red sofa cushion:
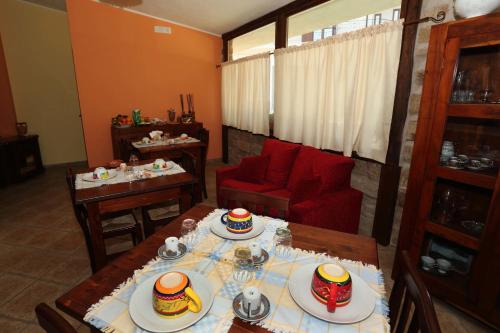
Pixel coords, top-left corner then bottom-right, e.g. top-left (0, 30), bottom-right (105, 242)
top-left (220, 179), bottom-right (281, 193)
top-left (261, 139), bottom-right (300, 187)
top-left (289, 176), bottom-right (322, 205)
top-left (236, 155), bottom-right (269, 184)
top-left (287, 145), bottom-right (354, 193)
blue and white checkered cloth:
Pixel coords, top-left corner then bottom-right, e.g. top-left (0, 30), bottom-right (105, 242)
top-left (84, 209), bottom-right (389, 333)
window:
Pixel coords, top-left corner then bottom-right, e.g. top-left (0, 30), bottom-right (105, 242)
top-left (229, 23), bottom-right (275, 61)
top-left (287, 0), bottom-right (401, 47)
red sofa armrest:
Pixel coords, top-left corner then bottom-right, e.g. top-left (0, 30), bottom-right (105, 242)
top-left (216, 164), bottom-right (240, 206)
top-left (288, 188), bottom-right (363, 234)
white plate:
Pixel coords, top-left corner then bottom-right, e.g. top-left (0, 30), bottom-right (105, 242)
top-left (288, 264), bottom-right (376, 324)
top-left (210, 215), bottom-right (265, 240)
top-left (144, 163), bottom-right (174, 172)
top-left (82, 169), bottom-right (117, 182)
top-left (129, 270), bottom-right (214, 333)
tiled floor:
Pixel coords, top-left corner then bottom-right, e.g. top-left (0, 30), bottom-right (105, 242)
top-left (0, 160), bottom-right (494, 332)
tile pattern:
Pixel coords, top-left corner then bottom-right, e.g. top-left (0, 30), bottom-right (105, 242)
top-left (0, 160), bottom-right (493, 332)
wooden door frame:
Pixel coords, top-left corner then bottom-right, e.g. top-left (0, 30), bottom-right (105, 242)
top-left (220, 0), bottom-right (423, 245)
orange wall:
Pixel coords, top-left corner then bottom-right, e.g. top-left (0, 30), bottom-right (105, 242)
top-left (0, 35), bottom-right (17, 137)
top-left (66, 0), bottom-right (222, 166)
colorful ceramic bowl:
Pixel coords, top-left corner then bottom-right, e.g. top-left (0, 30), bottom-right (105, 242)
top-left (152, 271), bottom-right (202, 318)
top-left (221, 208), bottom-right (253, 234)
top-left (93, 167), bottom-right (109, 180)
top-left (311, 263), bottom-right (352, 312)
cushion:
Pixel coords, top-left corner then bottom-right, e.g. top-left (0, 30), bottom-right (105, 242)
top-left (314, 154), bottom-right (354, 193)
top-left (289, 176), bottom-right (322, 205)
top-left (261, 139), bottom-right (300, 187)
top-left (264, 188), bottom-right (291, 199)
top-left (235, 155), bottom-right (270, 184)
top-left (220, 179), bottom-right (281, 193)
top-left (286, 146), bottom-right (320, 192)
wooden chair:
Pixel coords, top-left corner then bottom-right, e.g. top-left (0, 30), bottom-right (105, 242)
top-left (389, 251), bottom-right (441, 333)
top-left (35, 303), bottom-right (77, 333)
top-left (66, 168), bottom-right (143, 273)
top-left (219, 186), bottom-right (289, 219)
top-left (196, 127), bottom-right (209, 198)
top-left (141, 151), bottom-right (197, 237)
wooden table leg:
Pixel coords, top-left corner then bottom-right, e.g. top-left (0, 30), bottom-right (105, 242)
top-left (86, 203), bottom-right (107, 271)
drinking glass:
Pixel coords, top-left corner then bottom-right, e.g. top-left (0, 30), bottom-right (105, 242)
top-left (181, 219), bottom-right (197, 250)
top-left (233, 247), bottom-right (254, 283)
top-left (129, 153), bottom-right (139, 166)
top-left (125, 166), bottom-right (135, 183)
top-left (274, 227), bottom-right (292, 256)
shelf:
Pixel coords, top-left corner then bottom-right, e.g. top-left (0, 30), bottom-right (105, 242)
top-left (425, 221), bottom-right (480, 250)
top-left (436, 166), bottom-right (497, 190)
top-left (448, 104), bottom-right (500, 120)
top-left (419, 268), bottom-right (468, 298)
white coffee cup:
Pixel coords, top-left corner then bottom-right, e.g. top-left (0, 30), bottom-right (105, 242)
top-left (165, 237), bottom-right (179, 254)
top-left (242, 286), bottom-right (261, 315)
top-left (249, 241), bottom-right (262, 258)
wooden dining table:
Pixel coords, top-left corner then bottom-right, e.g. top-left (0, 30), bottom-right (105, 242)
top-left (134, 141), bottom-right (206, 202)
top-left (74, 161), bottom-right (197, 271)
top-left (56, 204), bottom-right (378, 333)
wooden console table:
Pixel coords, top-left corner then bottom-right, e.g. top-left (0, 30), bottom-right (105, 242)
top-left (111, 122), bottom-right (203, 161)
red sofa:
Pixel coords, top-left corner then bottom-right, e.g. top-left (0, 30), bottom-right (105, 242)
top-left (216, 139), bottom-right (363, 234)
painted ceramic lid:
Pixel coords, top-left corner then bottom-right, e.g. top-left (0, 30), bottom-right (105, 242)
top-left (317, 264), bottom-right (350, 283)
top-left (228, 208), bottom-right (251, 221)
top-left (155, 272), bottom-right (189, 295)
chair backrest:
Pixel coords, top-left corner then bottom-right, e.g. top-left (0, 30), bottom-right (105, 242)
top-left (219, 187), bottom-right (289, 219)
top-left (389, 251), bottom-right (441, 333)
top-left (197, 127), bottom-right (209, 146)
top-left (35, 303), bottom-right (77, 333)
top-left (65, 168), bottom-right (97, 272)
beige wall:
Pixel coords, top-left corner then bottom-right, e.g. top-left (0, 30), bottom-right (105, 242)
top-left (0, 0), bottom-right (86, 165)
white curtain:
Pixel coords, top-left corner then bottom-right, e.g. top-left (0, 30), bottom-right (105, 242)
top-left (274, 21), bottom-right (403, 163)
top-left (221, 53), bottom-right (270, 136)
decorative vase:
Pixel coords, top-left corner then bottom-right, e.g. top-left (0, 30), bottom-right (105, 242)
top-left (16, 122), bottom-right (27, 136)
top-left (454, 0), bottom-right (500, 18)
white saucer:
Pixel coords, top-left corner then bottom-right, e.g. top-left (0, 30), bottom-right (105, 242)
top-left (210, 216), bottom-right (265, 240)
top-left (129, 270), bottom-right (214, 333)
top-left (288, 263), bottom-right (376, 324)
top-left (144, 163), bottom-right (174, 172)
top-left (82, 169), bottom-right (117, 182)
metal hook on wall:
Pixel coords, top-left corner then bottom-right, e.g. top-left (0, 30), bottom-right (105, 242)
top-left (404, 11), bottom-right (446, 26)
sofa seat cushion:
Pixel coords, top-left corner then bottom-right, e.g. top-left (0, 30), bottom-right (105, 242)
top-left (220, 179), bottom-right (281, 193)
top-left (261, 139), bottom-right (300, 187)
top-left (289, 176), bottom-right (322, 205)
top-left (236, 155), bottom-right (270, 184)
top-left (264, 188), bottom-right (291, 199)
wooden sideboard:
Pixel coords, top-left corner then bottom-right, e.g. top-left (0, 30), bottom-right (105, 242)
top-left (111, 122), bottom-right (203, 161)
top-left (0, 135), bottom-right (44, 187)
top-left (396, 14), bottom-right (500, 329)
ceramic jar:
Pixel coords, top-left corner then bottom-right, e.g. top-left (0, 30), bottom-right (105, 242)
top-left (221, 208), bottom-right (253, 234)
top-left (454, 0), bottom-right (500, 18)
top-left (311, 263), bottom-right (352, 312)
top-left (152, 272), bottom-right (202, 318)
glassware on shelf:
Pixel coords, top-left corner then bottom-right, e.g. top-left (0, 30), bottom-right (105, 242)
top-left (479, 89), bottom-right (493, 103)
top-left (435, 189), bottom-right (457, 225)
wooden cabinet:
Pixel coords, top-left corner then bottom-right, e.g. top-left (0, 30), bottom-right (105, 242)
top-left (396, 13), bottom-right (500, 329)
top-left (111, 122), bottom-right (203, 162)
top-left (0, 135), bottom-right (44, 187)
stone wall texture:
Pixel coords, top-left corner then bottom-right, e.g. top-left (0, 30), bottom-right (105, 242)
top-left (227, 0), bottom-right (458, 243)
